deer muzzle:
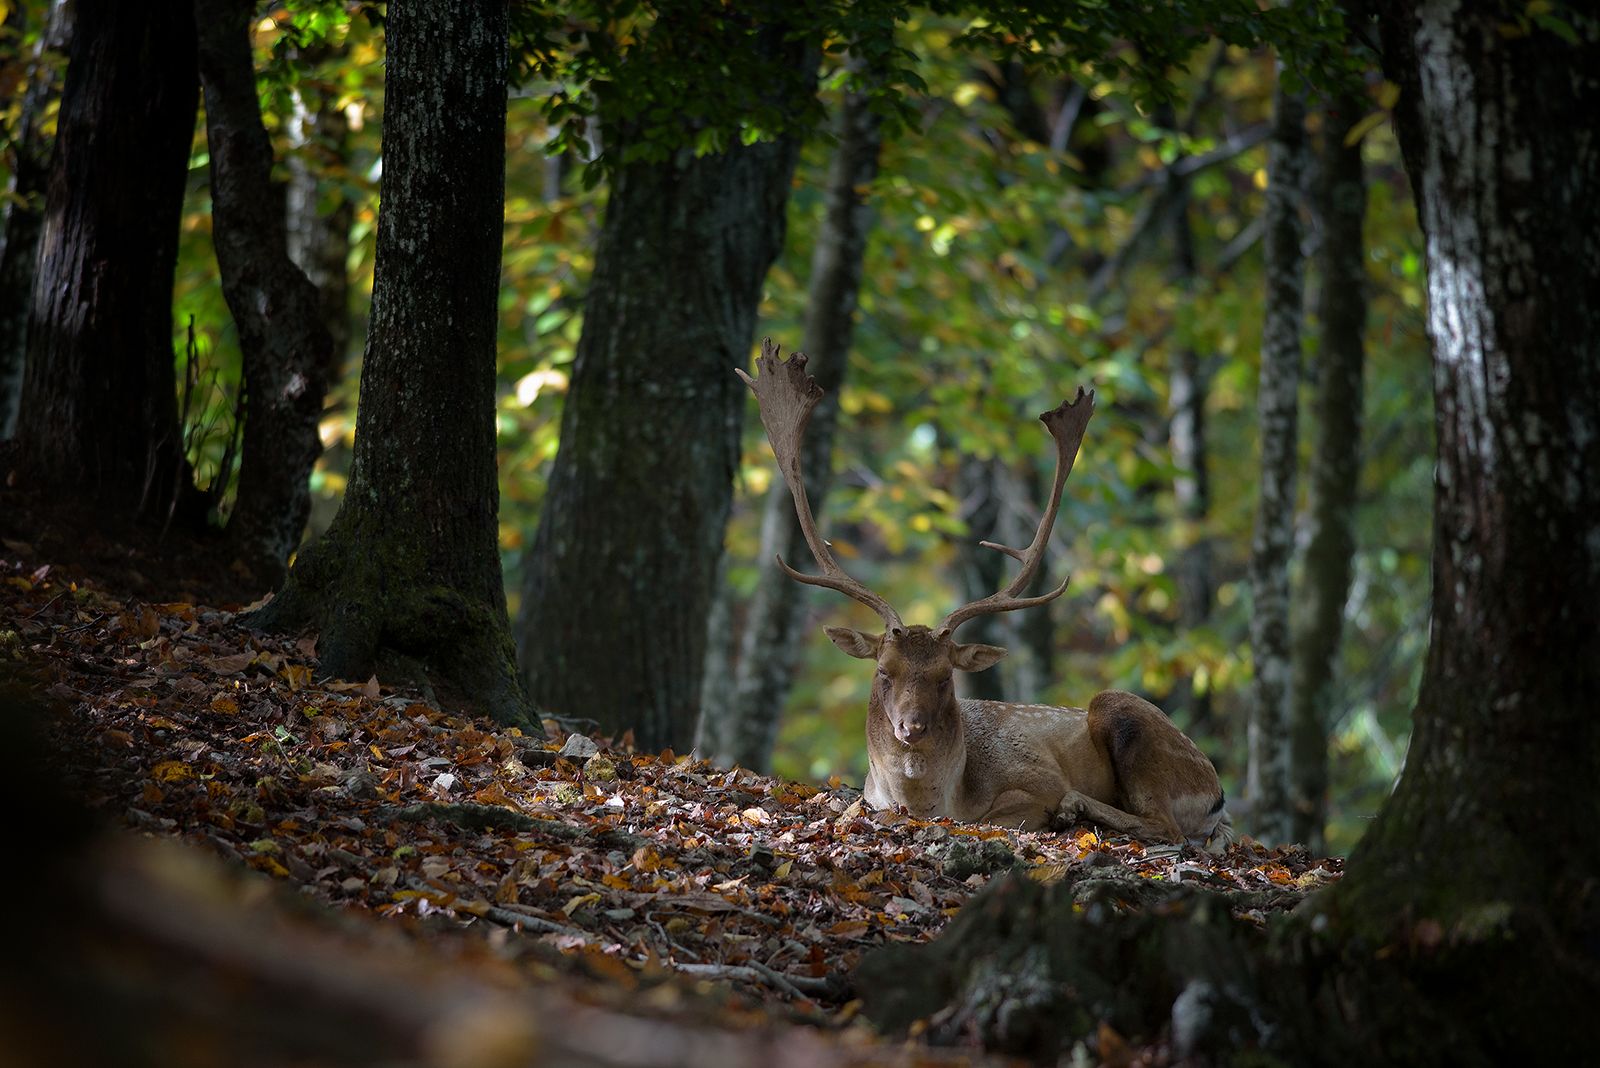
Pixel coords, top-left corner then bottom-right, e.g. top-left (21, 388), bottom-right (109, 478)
top-left (895, 720), bottom-right (928, 746)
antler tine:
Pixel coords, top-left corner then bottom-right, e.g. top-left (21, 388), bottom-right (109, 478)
top-left (737, 338), bottom-right (904, 632)
top-left (937, 387), bottom-right (1096, 637)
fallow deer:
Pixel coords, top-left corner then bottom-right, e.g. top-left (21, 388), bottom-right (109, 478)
top-left (737, 339), bottom-right (1230, 844)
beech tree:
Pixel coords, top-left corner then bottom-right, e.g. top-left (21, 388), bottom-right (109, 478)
top-left (194, 0), bottom-right (333, 584)
top-left (518, 7), bottom-right (818, 751)
top-left (13, 0), bottom-right (198, 516)
top-left (1245, 68), bottom-right (1307, 845)
top-left (1290, 89), bottom-right (1367, 851)
top-left (251, 0), bottom-right (530, 728)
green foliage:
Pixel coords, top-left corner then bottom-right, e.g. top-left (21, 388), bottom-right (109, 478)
top-left (510, 0), bottom-right (1350, 184)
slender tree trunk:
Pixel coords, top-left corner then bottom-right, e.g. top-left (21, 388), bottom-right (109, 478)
top-left (250, 0), bottom-right (529, 729)
top-left (194, 0), bottom-right (333, 586)
top-left (284, 64), bottom-right (354, 382)
top-left (14, 0), bottom-right (197, 516)
top-left (519, 27), bottom-right (816, 754)
top-left (1245, 73), bottom-right (1307, 844)
top-left (1288, 96), bottom-right (1366, 851)
top-left (1000, 462), bottom-right (1056, 702)
top-left (1165, 175), bottom-right (1215, 729)
top-left (0, 0), bottom-right (74, 440)
top-left (696, 69), bottom-right (884, 768)
top-left (952, 451), bottom-right (1010, 703)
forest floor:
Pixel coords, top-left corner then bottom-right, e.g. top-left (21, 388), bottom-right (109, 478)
top-left (0, 534), bottom-right (1341, 1067)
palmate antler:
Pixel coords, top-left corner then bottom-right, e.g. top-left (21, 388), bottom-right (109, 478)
top-left (738, 337), bottom-right (1095, 638)
top-left (936, 387), bottom-right (1095, 637)
top-left (736, 339), bottom-right (905, 632)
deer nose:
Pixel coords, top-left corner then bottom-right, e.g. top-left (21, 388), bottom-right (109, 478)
top-left (898, 721), bottom-right (927, 745)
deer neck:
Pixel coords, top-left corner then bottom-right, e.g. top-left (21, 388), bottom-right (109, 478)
top-left (864, 688), bottom-right (968, 818)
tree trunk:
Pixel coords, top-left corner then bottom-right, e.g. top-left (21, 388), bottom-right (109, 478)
top-left (0, 0), bottom-right (74, 441)
top-left (518, 27), bottom-right (816, 754)
top-left (284, 49), bottom-right (354, 377)
top-left (1000, 462), bottom-right (1056, 703)
top-left (1245, 73), bottom-right (1306, 845)
top-left (952, 451), bottom-right (1010, 704)
top-left (249, 0), bottom-right (530, 730)
top-left (697, 69), bottom-right (884, 769)
top-left (194, 0), bottom-right (333, 586)
top-left (1288, 96), bottom-right (1366, 852)
top-left (1328, 0), bottom-right (1600, 1025)
top-left (1165, 173), bottom-right (1215, 729)
top-left (14, 0), bottom-right (197, 516)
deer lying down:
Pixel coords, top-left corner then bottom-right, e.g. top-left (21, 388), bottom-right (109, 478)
top-left (738, 340), bottom-right (1231, 845)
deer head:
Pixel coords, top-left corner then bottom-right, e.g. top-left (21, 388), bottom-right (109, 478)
top-left (737, 338), bottom-right (1095, 748)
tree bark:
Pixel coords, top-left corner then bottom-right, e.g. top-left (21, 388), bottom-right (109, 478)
top-left (194, 0), bottom-right (333, 586)
top-left (14, 0), bottom-right (197, 516)
top-left (518, 23), bottom-right (816, 754)
top-left (696, 69), bottom-right (883, 769)
top-left (0, 0), bottom-right (74, 441)
top-left (1329, 0), bottom-right (1600, 1006)
top-left (1165, 171), bottom-right (1215, 729)
top-left (1245, 73), bottom-right (1306, 845)
top-left (1289, 95), bottom-right (1367, 852)
top-left (249, 0), bottom-right (530, 730)
top-left (951, 451), bottom-right (1010, 704)
top-left (998, 462), bottom-right (1056, 703)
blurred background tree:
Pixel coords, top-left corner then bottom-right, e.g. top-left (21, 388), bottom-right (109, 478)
top-left (0, 0), bottom-right (1432, 853)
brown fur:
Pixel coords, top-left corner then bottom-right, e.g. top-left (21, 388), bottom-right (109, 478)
top-left (841, 626), bottom-right (1228, 843)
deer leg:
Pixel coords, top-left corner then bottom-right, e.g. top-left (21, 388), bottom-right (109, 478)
top-left (1081, 690), bottom-right (1224, 843)
top-left (981, 789), bottom-right (1053, 831)
top-left (1052, 789), bottom-right (1183, 842)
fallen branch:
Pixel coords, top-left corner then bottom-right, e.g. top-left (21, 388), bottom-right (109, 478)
top-left (672, 961), bottom-right (835, 1000)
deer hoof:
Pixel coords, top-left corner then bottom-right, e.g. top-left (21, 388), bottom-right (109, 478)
top-left (1051, 791), bottom-right (1091, 831)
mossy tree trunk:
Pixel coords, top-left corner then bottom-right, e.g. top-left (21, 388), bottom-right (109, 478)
top-left (518, 20), bottom-right (816, 753)
top-left (194, 0), bottom-right (333, 586)
top-left (14, 0), bottom-right (198, 517)
top-left (250, 0), bottom-right (530, 730)
top-left (857, 7), bottom-right (1598, 1064)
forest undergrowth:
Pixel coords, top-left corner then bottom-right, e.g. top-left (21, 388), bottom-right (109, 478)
top-left (0, 536), bottom-right (1340, 1066)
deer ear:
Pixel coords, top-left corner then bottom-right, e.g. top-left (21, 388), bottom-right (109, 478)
top-left (824, 626), bottom-right (882, 660)
top-left (951, 642), bottom-right (1008, 672)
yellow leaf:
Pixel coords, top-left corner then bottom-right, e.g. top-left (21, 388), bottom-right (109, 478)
top-left (210, 694), bottom-right (240, 715)
top-left (1343, 110), bottom-right (1389, 147)
top-left (1028, 863), bottom-right (1070, 884)
top-left (562, 892), bottom-right (601, 916)
top-left (152, 760), bottom-right (195, 783)
top-left (772, 860), bottom-right (793, 879)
